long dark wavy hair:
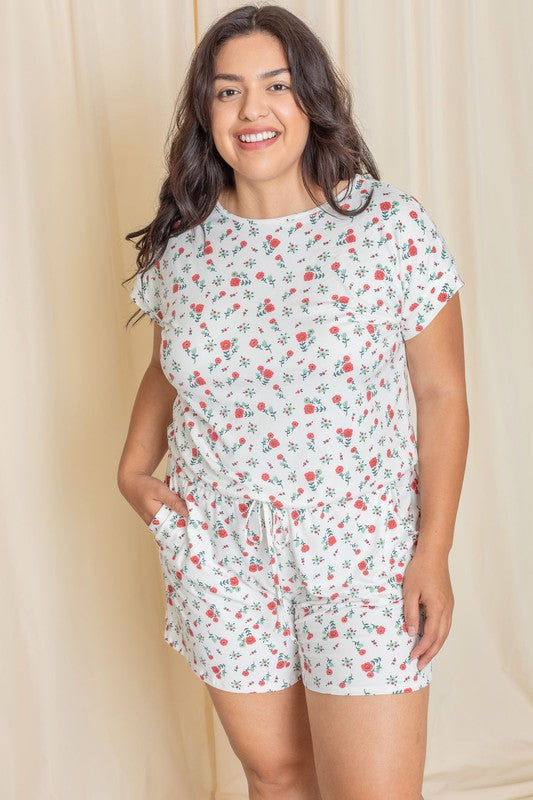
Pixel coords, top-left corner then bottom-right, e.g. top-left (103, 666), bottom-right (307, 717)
top-left (123, 3), bottom-right (380, 327)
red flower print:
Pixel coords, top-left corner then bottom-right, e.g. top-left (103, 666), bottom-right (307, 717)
top-left (128, 176), bottom-right (462, 698)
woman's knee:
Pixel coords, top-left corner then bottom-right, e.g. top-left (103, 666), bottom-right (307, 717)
top-left (244, 758), bottom-right (320, 799)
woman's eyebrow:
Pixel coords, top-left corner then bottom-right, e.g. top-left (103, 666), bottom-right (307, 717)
top-left (213, 67), bottom-right (291, 82)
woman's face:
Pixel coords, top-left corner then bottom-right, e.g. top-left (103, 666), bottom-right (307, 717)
top-left (210, 32), bottom-right (310, 186)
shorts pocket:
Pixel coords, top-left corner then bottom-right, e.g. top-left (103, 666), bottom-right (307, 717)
top-left (148, 503), bottom-right (174, 532)
top-left (147, 502), bottom-right (189, 560)
top-left (382, 494), bottom-right (419, 571)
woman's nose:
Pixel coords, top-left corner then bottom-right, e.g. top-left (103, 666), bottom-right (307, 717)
top-left (238, 88), bottom-right (270, 120)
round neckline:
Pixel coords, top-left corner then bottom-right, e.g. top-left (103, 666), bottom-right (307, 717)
top-left (215, 176), bottom-right (360, 224)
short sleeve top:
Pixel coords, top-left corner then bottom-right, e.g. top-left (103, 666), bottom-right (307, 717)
top-left (130, 174), bottom-right (465, 514)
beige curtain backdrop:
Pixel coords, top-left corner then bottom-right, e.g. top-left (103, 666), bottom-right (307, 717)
top-left (2, 0), bottom-right (531, 797)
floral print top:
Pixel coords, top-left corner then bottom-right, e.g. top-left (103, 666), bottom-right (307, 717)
top-left (129, 173), bottom-right (465, 520)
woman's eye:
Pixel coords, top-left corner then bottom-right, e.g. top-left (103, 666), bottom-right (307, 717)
top-left (217, 84), bottom-right (290, 99)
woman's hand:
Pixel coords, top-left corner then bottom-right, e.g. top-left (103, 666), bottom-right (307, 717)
top-left (119, 472), bottom-right (189, 526)
top-left (402, 549), bottom-right (455, 671)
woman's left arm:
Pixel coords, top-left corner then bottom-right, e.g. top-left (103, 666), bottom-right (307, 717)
top-left (402, 291), bottom-right (469, 671)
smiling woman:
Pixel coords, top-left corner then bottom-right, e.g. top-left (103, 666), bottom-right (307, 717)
top-left (210, 32), bottom-right (346, 219)
top-left (119, 4), bottom-right (468, 799)
top-left (215, 35), bottom-right (363, 221)
top-left (121, 4), bottom-right (379, 288)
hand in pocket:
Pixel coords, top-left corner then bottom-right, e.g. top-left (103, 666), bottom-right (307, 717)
top-left (120, 473), bottom-right (189, 526)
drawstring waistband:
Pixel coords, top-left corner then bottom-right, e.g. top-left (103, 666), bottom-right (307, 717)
top-left (243, 498), bottom-right (298, 646)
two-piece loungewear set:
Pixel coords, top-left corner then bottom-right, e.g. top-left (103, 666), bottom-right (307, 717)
top-left (129, 173), bottom-right (465, 695)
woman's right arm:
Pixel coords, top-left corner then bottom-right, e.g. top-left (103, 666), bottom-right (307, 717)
top-left (117, 322), bottom-right (189, 525)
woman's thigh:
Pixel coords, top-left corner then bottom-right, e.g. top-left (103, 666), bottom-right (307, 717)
top-left (205, 678), bottom-right (318, 782)
top-left (304, 684), bottom-right (430, 800)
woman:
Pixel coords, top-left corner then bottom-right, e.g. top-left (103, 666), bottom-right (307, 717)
top-left (118, 4), bottom-right (469, 798)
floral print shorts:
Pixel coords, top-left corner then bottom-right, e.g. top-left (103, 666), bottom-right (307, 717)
top-left (146, 459), bottom-right (432, 696)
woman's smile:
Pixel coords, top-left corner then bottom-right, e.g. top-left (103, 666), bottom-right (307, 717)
top-left (235, 130), bottom-right (282, 150)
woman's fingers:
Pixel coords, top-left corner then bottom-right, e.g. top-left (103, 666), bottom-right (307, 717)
top-left (146, 483), bottom-right (189, 525)
top-left (403, 552), bottom-right (454, 671)
top-left (164, 490), bottom-right (189, 519)
top-left (410, 606), bottom-right (452, 670)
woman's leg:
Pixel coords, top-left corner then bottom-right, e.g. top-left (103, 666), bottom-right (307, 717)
top-left (304, 684), bottom-right (430, 800)
top-left (205, 678), bottom-right (323, 799)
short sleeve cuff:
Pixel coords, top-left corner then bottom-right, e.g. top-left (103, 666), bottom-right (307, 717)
top-left (129, 267), bottom-right (164, 325)
top-left (402, 268), bottom-right (465, 340)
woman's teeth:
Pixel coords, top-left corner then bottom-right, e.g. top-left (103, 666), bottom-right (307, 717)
top-left (237, 131), bottom-right (279, 143)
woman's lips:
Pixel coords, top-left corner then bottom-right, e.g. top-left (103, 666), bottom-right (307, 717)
top-left (235, 132), bottom-right (281, 150)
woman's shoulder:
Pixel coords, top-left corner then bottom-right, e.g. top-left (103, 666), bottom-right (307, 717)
top-left (356, 173), bottom-right (421, 211)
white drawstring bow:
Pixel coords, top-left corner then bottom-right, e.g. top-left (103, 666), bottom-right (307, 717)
top-left (243, 498), bottom-right (297, 645)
